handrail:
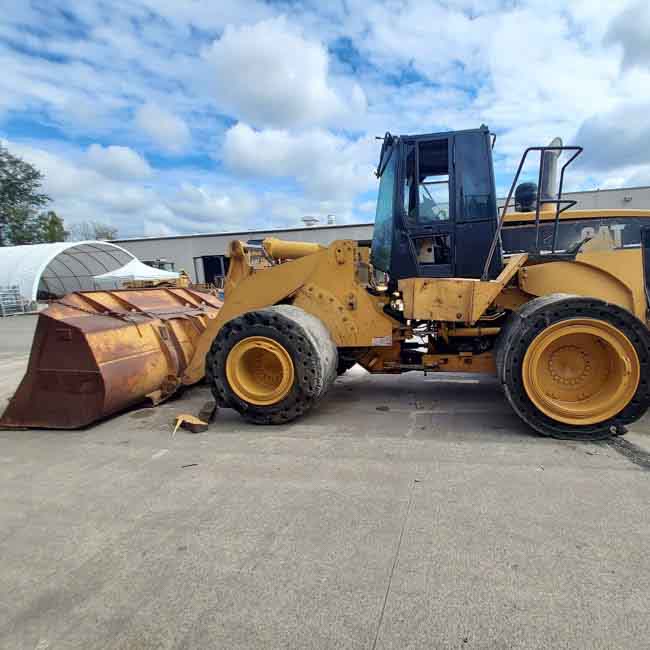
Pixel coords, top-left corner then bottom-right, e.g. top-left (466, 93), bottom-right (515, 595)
top-left (551, 147), bottom-right (583, 251)
top-left (481, 145), bottom-right (582, 280)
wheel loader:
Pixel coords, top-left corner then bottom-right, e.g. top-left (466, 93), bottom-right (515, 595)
top-left (3, 125), bottom-right (650, 441)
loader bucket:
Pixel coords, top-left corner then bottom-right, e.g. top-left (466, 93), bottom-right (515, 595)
top-left (0, 288), bottom-right (222, 429)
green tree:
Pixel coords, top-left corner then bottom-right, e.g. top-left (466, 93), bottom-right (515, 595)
top-left (4, 208), bottom-right (68, 246)
top-left (0, 144), bottom-right (50, 245)
top-left (5, 207), bottom-right (40, 245)
top-left (37, 210), bottom-right (68, 243)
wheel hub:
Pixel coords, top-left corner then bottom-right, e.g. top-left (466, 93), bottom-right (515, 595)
top-left (226, 336), bottom-right (294, 406)
top-left (547, 345), bottom-right (592, 386)
top-left (522, 318), bottom-right (640, 425)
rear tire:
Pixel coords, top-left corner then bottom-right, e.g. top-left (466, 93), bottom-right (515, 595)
top-left (496, 294), bottom-right (650, 440)
top-left (206, 305), bottom-right (337, 424)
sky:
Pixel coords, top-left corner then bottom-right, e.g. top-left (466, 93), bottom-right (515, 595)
top-left (1, 0), bottom-right (650, 239)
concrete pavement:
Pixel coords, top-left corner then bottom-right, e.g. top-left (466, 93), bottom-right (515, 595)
top-left (0, 315), bottom-right (649, 649)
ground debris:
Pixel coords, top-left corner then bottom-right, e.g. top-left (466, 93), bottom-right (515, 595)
top-left (173, 414), bottom-right (209, 435)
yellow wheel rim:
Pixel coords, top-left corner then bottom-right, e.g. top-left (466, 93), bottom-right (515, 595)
top-left (226, 336), bottom-right (294, 406)
top-left (522, 318), bottom-right (640, 426)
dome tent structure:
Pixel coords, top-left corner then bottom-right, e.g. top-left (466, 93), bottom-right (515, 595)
top-left (0, 240), bottom-right (178, 302)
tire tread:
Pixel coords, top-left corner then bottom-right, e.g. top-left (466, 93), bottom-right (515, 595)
top-left (496, 294), bottom-right (650, 440)
top-left (206, 305), bottom-right (337, 425)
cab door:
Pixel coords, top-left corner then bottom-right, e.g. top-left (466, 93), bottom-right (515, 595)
top-left (401, 136), bottom-right (455, 277)
top-left (453, 130), bottom-right (500, 278)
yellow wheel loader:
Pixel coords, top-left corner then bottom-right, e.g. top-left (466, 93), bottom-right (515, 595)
top-left (3, 126), bottom-right (650, 440)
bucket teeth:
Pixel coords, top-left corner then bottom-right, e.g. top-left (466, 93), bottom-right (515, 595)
top-left (0, 288), bottom-right (222, 429)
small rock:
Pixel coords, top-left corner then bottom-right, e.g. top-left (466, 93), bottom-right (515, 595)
top-left (376, 405), bottom-right (390, 412)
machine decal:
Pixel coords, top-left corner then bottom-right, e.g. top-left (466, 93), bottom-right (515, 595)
top-left (502, 217), bottom-right (650, 252)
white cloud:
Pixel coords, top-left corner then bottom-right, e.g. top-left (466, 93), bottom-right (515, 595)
top-left (4, 139), bottom-right (154, 228)
top-left (86, 144), bottom-right (152, 180)
top-left (3, 0), bottom-right (650, 240)
top-left (222, 123), bottom-right (377, 200)
top-left (167, 182), bottom-right (259, 226)
top-left (605, 1), bottom-right (650, 70)
top-left (136, 0), bottom-right (275, 33)
top-left (576, 103), bottom-right (650, 172)
top-left (2, 138), bottom-right (265, 237)
top-left (143, 219), bottom-right (177, 238)
top-left (333, 0), bottom-right (650, 185)
top-left (134, 103), bottom-right (191, 153)
top-left (357, 199), bottom-right (377, 216)
top-left (572, 101), bottom-right (650, 186)
top-left (204, 16), bottom-right (366, 128)
top-left (5, 142), bottom-right (104, 198)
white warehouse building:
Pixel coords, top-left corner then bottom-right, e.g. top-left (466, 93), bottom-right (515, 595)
top-left (116, 223), bottom-right (375, 285)
top-left (115, 185), bottom-right (650, 286)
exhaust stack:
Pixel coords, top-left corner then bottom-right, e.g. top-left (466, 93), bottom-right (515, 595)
top-left (540, 136), bottom-right (562, 210)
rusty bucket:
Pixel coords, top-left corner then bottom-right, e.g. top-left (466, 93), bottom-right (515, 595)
top-left (0, 288), bottom-right (222, 429)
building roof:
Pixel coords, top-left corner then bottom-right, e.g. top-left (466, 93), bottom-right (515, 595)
top-left (0, 240), bottom-right (142, 301)
top-left (113, 221), bottom-right (375, 244)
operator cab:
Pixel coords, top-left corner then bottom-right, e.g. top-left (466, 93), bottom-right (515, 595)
top-left (372, 125), bottom-right (501, 280)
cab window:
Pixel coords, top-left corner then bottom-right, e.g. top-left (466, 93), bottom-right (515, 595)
top-left (371, 148), bottom-right (397, 273)
top-left (419, 174), bottom-right (450, 223)
top-left (454, 132), bottom-right (493, 222)
top-left (417, 140), bottom-right (450, 224)
top-left (403, 139), bottom-right (451, 226)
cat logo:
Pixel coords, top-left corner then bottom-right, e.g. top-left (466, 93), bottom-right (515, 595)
top-left (581, 224), bottom-right (625, 247)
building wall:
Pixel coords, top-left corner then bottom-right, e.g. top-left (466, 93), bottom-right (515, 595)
top-left (498, 186), bottom-right (650, 210)
top-left (116, 186), bottom-right (650, 281)
top-left (115, 223), bottom-right (374, 282)
top-left (563, 187), bottom-right (650, 210)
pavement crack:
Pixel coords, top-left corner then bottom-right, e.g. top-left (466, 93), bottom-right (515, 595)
top-left (604, 437), bottom-right (650, 471)
top-left (371, 479), bottom-right (417, 650)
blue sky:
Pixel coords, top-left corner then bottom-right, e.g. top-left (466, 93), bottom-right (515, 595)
top-left (1, 0), bottom-right (650, 238)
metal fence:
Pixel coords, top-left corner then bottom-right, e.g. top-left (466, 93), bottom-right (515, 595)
top-left (0, 286), bottom-right (36, 317)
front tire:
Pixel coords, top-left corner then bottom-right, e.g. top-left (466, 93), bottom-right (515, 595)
top-left (496, 295), bottom-right (650, 440)
top-left (206, 305), bottom-right (337, 424)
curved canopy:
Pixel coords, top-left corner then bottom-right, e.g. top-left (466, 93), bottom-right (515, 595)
top-left (0, 241), bottom-right (174, 301)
